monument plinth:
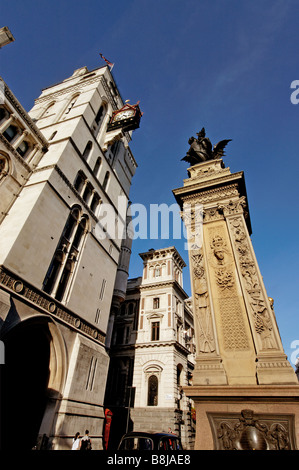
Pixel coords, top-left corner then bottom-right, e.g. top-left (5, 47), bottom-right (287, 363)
top-left (173, 129), bottom-right (299, 450)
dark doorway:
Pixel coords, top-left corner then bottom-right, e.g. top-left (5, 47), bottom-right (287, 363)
top-left (0, 319), bottom-right (51, 450)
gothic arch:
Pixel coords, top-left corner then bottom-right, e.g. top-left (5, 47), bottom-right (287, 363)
top-left (0, 313), bottom-right (67, 449)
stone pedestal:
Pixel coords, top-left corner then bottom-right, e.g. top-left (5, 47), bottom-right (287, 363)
top-left (186, 385), bottom-right (299, 450)
top-left (173, 158), bottom-right (299, 450)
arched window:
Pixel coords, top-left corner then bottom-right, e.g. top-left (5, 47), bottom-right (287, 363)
top-left (155, 266), bottom-right (161, 277)
top-left (93, 157), bottom-right (102, 177)
top-left (102, 171), bottom-right (110, 191)
top-left (82, 141), bottom-right (92, 162)
top-left (64, 208), bottom-right (80, 240)
top-left (40, 102), bottom-right (55, 118)
top-left (177, 364), bottom-right (183, 386)
top-left (92, 103), bottom-right (107, 135)
top-left (82, 183), bottom-right (93, 204)
top-left (74, 171), bottom-right (86, 194)
top-left (64, 94), bottom-right (79, 115)
top-left (95, 105), bottom-right (105, 126)
top-left (90, 193), bottom-right (100, 214)
top-left (43, 207), bottom-right (89, 302)
top-left (128, 303), bottom-right (135, 315)
top-left (49, 131), bottom-right (57, 141)
top-left (148, 375), bottom-right (158, 406)
top-left (120, 303), bottom-right (126, 316)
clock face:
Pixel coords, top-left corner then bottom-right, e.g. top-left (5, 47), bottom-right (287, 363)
top-left (113, 109), bottom-right (135, 121)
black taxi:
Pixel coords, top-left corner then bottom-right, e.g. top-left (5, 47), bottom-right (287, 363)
top-left (117, 431), bottom-right (183, 451)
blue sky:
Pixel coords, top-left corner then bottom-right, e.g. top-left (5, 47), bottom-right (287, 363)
top-left (1, 0), bottom-right (299, 368)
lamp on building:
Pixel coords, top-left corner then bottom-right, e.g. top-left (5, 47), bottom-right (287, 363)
top-left (0, 27), bottom-right (15, 48)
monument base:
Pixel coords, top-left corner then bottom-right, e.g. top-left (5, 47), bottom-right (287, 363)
top-left (184, 385), bottom-right (299, 450)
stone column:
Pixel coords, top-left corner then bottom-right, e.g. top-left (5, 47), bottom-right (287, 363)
top-left (173, 158), bottom-right (299, 449)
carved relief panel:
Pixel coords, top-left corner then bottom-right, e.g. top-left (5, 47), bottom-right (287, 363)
top-left (226, 214), bottom-right (280, 352)
top-left (206, 224), bottom-right (251, 352)
top-left (190, 248), bottom-right (216, 355)
top-left (208, 409), bottom-right (296, 450)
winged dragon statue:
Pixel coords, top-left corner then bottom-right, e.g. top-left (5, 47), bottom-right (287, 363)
top-left (181, 128), bottom-right (232, 166)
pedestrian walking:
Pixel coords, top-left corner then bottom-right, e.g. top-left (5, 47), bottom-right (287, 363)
top-left (72, 432), bottom-right (81, 450)
top-left (80, 429), bottom-right (92, 450)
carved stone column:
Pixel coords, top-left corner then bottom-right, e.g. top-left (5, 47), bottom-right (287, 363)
top-left (174, 159), bottom-right (296, 386)
top-left (173, 153), bottom-right (298, 450)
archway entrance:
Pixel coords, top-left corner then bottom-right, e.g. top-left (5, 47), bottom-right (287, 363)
top-left (0, 318), bottom-right (51, 450)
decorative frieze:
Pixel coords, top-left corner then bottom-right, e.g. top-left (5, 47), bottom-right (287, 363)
top-left (0, 266), bottom-right (105, 345)
top-left (208, 227), bottom-right (250, 351)
top-left (227, 215), bottom-right (278, 351)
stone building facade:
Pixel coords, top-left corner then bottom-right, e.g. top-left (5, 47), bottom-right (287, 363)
top-left (0, 65), bottom-right (138, 450)
top-left (105, 247), bottom-right (196, 450)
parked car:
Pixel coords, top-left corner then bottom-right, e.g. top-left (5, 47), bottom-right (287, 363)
top-left (117, 431), bottom-right (183, 451)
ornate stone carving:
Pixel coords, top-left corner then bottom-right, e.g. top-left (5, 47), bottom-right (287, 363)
top-left (218, 196), bottom-right (247, 217)
top-left (180, 183), bottom-right (240, 205)
top-left (209, 409), bottom-right (295, 450)
top-left (210, 235), bottom-right (234, 291)
top-left (203, 207), bottom-right (224, 223)
top-left (228, 216), bottom-right (277, 350)
top-left (190, 249), bottom-right (216, 354)
top-left (208, 227), bottom-right (250, 351)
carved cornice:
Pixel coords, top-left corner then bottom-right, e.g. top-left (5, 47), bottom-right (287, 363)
top-left (179, 183), bottom-right (240, 205)
top-left (34, 75), bottom-right (104, 105)
top-left (0, 265), bottom-right (106, 345)
top-left (135, 340), bottom-right (190, 355)
top-left (140, 280), bottom-right (189, 300)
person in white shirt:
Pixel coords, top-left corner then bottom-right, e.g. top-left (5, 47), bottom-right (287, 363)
top-left (72, 432), bottom-right (81, 450)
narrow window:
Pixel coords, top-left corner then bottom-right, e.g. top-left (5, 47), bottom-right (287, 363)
top-left (148, 375), bottom-right (158, 406)
top-left (41, 102), bottom-right (55, 118)
top-left (90, 193), bottom-right (100, 214)
top-left (82, 141), bottom-right (92, 161)
top-left (0, 107), bottom-right (6, 122)
top-left (95, 105), bottom-right (105, 125)
top-left (55, 258), bottom-right (73, 302)
top-left (99, 279), bottom-right (107, 300)
top-left (16, 140), bottom-right (29, 157)
top-left (72, 217), bottom-right (87, 250)
top-left (49, 131), bottom-right (57, 141)
top-left (95, 308), bottom-right (101, 324)
top-left (120, 303), bottom-right (126, 316)
top-left (151, 321), bottom-right (160, 341)
top-left (3, 125), bottom-right (18, 142)
top-left (93, 157), bottom-right (102, 177)
top-left (155, 267), bottom-right (161, 277)
top-left (43, 250), bottom-right (64, 295)
top-left (153, 298), bottom-right (159, 309)
top-left (116, 327), bottom-right (124, 344)
top-left (82, 183), bottom-right (93, 204)
top-left (128, 303), bottom-right (134, 315)
top-left (73, 172), bottom-right (86, 194)
top-left (42, 208), bottom-right (88, 301)
top-left (102, 171), bottom-right (110, 191)
top-left (64, 95), bottom-right (79, 115)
